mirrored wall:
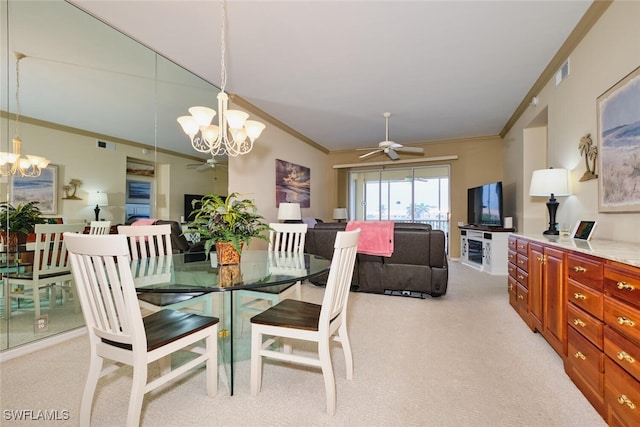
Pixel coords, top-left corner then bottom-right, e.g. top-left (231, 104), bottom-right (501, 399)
top-left (1, 0), bottom-right (226, 352)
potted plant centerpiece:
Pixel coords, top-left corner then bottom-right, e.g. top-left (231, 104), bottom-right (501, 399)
top-left (0, 201), bottom-right (46, 250)
top-left (189, 193), bottom-right (271, 265)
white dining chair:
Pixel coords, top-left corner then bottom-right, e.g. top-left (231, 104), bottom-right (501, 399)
top-left (4, 223), bottom-right (84, 319)
top-left (88, 220), bottom-right (111, 235)
top-left (118, 224), bottom-right (208, 314)
top-left (63, 233), bottom-right (219, 426)
top-left (250, 228), bottom-right (360, 415)
top-left (235, 223), bottom-right (307, 323)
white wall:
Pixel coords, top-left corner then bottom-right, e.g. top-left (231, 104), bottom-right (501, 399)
top-left (504, 0), bottom-right (640, 243)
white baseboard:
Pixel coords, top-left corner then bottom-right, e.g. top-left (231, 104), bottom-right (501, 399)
top-left (0, 327), bottom-right (87, 363)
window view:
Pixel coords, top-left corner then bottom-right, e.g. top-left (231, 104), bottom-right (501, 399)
top-left (348, 165), bottom-right (450, 236)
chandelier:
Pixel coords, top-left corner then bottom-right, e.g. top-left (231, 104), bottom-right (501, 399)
top-left (177, 1), bottom-right (265, 157)
top-left (0, 52), bottom-right (50, 177)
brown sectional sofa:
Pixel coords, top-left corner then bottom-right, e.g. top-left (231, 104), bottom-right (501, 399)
top-left (304, 222), bottom-right (448, 298)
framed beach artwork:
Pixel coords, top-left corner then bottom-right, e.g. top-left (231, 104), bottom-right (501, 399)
top-left (597, 66), bottom-right (640, 212)
top-left (275, 159), bottom-right (311, 208)
top-left (10, 164), bottom-right (58, 214)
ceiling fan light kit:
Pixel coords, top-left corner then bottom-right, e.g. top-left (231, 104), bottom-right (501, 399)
top-left (358, 112), bottom-right (424, 161)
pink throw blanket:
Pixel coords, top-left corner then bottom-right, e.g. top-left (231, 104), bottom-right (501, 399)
top-left (132, 218), bottom-right (157, 226)
top-left (345, 220), bottom-right (394, 257)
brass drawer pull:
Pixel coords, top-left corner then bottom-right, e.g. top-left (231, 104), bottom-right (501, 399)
top-left (518, 274), bottom-right (524, 280)
top-left (617, 281), bottom-right (636, 291)
top-left (517, 295), bottom-right (524, 300)
top-left (517, 244), bottom-right (524, 249)
top-left (536, 255), bottom-right (546, 264)
top-left (617, 317), bottom-right (636, 327)
top-left (574, 351), bottom-right (586, 360)
top-left (573, 318), bottom-right (586, 327)
top-left (617, 351), bottom-right (636, 364)
top-left (573, 266), bottom-right (586, 273)
top-left (517, 259), bottom-right (525, 265)
top-left (617, 395), bottom-right (636, 410)
top-left (573, 293), bottom-right (587, 301)
top-left (508, 284), bottom-right (514, 292)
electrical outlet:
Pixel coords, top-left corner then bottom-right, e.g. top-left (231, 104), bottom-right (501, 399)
top-left (35, 315), bottom-right (49, 333)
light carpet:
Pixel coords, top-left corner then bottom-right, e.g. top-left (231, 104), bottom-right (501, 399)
top-left (0, 261), bottom-right (607, 426)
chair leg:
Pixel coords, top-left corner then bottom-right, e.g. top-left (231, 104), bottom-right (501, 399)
top-left (250, 328), bottom-right (263, 395)
top-left (205, 329), bottom-right (218, 396)
top-left (127, 362), bottom-right (148, 427)
top-left (3, 281), bottom-right (10, 318)
top-left (80, 352), bottom-right (103, 425)
top-left (318, 339), bottom-right (336, 415)
top-left (338, 323), bottom-right (354, 380)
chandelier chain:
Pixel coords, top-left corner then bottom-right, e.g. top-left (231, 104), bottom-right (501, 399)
top-left (220, 0), bottom-right (227, 93)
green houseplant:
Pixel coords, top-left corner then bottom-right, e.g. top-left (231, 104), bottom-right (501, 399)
top-left (189, 193), bottom-right (271, 259)
top-left (0, 201), bottom-right (46, 247)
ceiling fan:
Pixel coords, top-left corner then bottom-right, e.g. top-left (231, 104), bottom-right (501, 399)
top-left (358, 112), bottom-right (424, 160)
top-left (186, 157), bottom-right (228, 172)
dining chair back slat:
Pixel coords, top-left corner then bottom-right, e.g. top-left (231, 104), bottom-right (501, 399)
top-left (89, 220), bottom-right (111, 235)
top-left (117, 224), bottom-right (172, 259)
top-left (268, 223), bottom-right (308, 253)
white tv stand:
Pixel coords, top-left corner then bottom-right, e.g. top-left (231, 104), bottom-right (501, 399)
top-left (459, 226), bottom-right (512, 275)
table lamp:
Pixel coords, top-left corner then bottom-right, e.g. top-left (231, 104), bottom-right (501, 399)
top-left (333, 208), bottom-right (348, 223)
top-left (529, 168), bottom-right (570, 235)
top-left (277, 202), bottom-right (302, 223)
top-left (88, 191), bottom-right (109, 221)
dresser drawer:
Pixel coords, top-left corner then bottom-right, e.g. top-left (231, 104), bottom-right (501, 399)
top-left (508, 275), bottom-right (518, 308)
top-left (605, 296), bottom-right (640, 345)
top-left (516, 238), bottom-right (528, 255)
top-left (508, 254), bottom-right (517, 278)
top-left (605, 326), bottom-right (640, 382)
top-left (568, 253), bottom-right (603, 291)
top-left (567, 327), bottom-right (604, 394)
top-left (515, 253), bottom-right (528, 271)
top-left (516, 283), bottom-right (528, 316)
top-left (508, 235), bottom-right (517, 251)
top-left (605, 263), bottom-right (640, 310)
top-left (515, 267), bottom-right (528, 289)
top-left (568, 302), bottom-right (604, 349)
top-left (568, 279), bottom-right (603, 320)
top-left (605, 357), bottom-right (640, 427)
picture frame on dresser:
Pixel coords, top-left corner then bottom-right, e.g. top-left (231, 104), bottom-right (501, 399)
top-left (597, 65), bottom-right (640, 213)
top-left (572, 220), bottom-right (597, 240)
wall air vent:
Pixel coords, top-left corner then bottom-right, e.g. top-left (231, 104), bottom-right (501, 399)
top-left (555, 58), bottom-right (570, 87)
top-left (96, 140), bottom-right (115, 151)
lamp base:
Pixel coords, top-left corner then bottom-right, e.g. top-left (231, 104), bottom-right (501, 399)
top-left (94, 205), bottom-right (100, 221)
top-left (543, 195), bottom-right (559, 236)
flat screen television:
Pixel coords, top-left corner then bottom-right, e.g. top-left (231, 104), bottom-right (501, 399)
top-left (467, 181), bottom-right (504, 227)
top-left (184, 194), bottom-right (205, 222)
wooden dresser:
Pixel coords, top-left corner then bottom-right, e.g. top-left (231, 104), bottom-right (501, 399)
top-left (508, 234), bottom-right (640, 426)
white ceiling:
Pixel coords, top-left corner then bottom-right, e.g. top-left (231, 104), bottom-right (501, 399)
top-left (42, 1), bottom-right (594, 155)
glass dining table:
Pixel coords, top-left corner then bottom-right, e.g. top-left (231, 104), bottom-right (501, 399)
top-left (132, 250), bottom-right (331, 395)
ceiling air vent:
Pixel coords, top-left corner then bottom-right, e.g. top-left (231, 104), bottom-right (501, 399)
top-left (555, 58), bottom-right (570, 87)
top-left (96, 140), bottom-right (115, 151)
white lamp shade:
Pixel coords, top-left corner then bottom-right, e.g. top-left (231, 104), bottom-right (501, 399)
top-left (225, 110), bottom-right (249, 129)
top-left (177, 116), bottom-right (198, 137)
top-left (88, 191), bottom-right (109, 207)
top-left (278, 202), bottom-right (301, 220)
top-left (188, 106), bottom-right (216, 127)
top-left (333, 208), bottom-right (348, 220)
top-left (244, 120), bottom-right (266, 141)
top-left (529, 168), bottom-right (571, 197)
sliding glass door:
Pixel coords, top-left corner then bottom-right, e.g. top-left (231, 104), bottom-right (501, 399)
top-left (349, 164), bottom-right (450, 240)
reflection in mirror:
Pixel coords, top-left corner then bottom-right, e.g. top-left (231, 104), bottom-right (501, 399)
top-left (1, 0), bottom-right (227, 353)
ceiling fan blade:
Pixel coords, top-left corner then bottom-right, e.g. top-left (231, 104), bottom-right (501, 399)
top-left (386, 149), bottom-right (400, 160)
top-left (359, 149), bottom-right (382, 159)
top-left (395, 146), bottom-right (424, 153)
top-left (356, 147), bottom-right (381, 151)
top-left (196, 163), bottom-right (212, 171)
